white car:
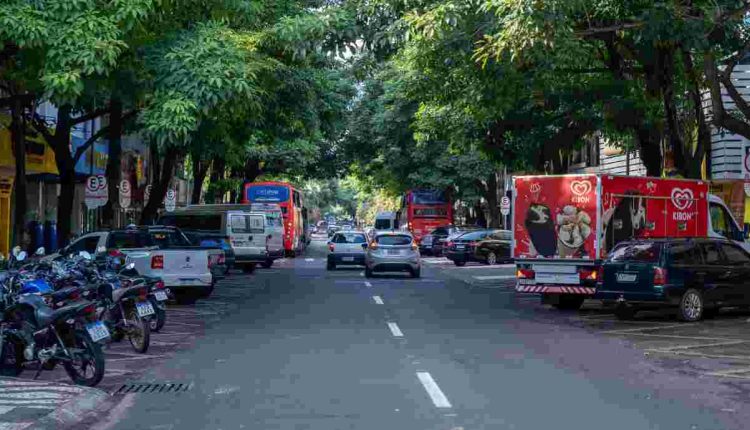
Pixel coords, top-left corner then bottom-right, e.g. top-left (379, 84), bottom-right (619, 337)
top-left (327, 231), bottom-right (368, 269)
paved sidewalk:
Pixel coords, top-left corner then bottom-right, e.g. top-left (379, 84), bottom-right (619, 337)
top-left (0, 378), bottom-right (108, 429)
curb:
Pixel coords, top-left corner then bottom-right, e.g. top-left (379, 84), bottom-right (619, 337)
top-left (0, 377), bottom-right (110, 430)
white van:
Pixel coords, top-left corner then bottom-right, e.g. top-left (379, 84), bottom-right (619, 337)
top-left (374, 211), bottom-right (398, 231)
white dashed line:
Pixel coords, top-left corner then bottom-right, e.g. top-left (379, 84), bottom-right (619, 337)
top-left (365, 281), bottom-right (372, 288)
top-left (372, 295), bottom-right (384, 305)
top-left (305, 258), bottom-right (315, 262)
top-left (387, 322), bottom-right (404, 337)
top-left (416, 372), bottom-right (452, 408)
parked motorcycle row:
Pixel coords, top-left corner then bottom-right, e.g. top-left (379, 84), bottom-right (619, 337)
top-left (0, 246), bottom-right (171, 387)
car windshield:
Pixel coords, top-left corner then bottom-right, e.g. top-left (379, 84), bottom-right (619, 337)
top-left (608, 242), bottom-right (663, 262)
top-left (376, 235), bottom-right (412, 246)
top-left (333, 233), bottom-right (367, 244)
top-left (458, 230), bottom-right (488, 240)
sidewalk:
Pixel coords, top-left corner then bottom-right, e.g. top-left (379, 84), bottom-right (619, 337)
top-left (0, 378), bottom-right (109, 430)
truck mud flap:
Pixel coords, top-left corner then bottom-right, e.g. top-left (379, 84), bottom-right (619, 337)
top-left (516, 285), bottom-right (595, 294)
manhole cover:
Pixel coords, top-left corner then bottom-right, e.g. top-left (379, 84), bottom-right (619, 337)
top-left (113, 382), bottom-right (193, 395)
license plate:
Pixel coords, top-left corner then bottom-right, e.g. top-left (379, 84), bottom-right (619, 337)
top-left (388, 249), bottom-right (402, 256)
top-left (536, 273), bottom-right (580, 284)
top-left (456, 245), bottom-right (465, 250)
top-left (616, 273), bottom-right (637, 283)
top-left (179, 278), bottom-right (198, 285)
top-left (154, 291), bottom-right (168, 301)
top-left (136, 301), bottom-right (155, 317)
top-left (86, 321), bottom-right (110, 342)
top-left (342, 257), bottom-right (354, 262)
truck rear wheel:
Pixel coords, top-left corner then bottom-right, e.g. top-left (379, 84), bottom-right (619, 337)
top-left (552, 295), bottom-right (585, 310)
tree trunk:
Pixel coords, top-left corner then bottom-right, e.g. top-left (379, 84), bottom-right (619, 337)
top-left (485, 172), bottom-right (500, 228)
top-left (190, 156), bottom-right (208, 204)
top-left (10, 95), bottom-right (27, 248)
top-left (244, 159), bottom-right (261, 183)
top-left (206, 158), bottom-right (225, 204)
top-left (102, 100), bottom-right (123, 228)
top-left (50, 106), bottom-right (75, 246)
top-left (140, 146), bottom-right (179, 224)
top-left (682, 49), bottom-right (710, 179)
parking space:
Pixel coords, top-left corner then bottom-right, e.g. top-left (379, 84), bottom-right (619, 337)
top-left (454, 269), bottom-right (750, 389)
top-left (20, 272), bottom-right (260, 394)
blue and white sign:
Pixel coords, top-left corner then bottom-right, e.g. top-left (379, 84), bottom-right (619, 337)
top-left (246, 185), bottom-right (289, 203)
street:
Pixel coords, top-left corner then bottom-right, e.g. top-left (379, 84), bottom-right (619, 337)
top-left (46, 236), bottom-right (747, 430)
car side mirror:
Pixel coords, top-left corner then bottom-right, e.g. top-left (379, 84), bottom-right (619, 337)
top-left (361, 243), bottom-right (368, 249)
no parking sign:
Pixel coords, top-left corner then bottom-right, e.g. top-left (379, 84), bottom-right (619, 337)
top-left (84, 175), bottom-right (108, 209)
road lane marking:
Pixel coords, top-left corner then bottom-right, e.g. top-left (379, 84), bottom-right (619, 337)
top-left (600, 324), bottom-right (684, 334)
top-left (360, 271), bottom-right (364, 277)
top-left (387, 322), bottom-right (404, 337)
top-left (373, 295), bottom-right (384, 305)
top-left (416, 372), bottom-right (452, 408)
top-left (365, 281), bottom-right (372, 288)
top-left (472, 275), bottom-right (516, 281)
top-left (652, 340), bottom-right (746, 351)
top-left (305, 258), bottom-right (315, 262)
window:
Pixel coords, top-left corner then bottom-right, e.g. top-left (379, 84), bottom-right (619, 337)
top-left (608, 242), bottom-right (662, 263)
top-left (376, 235), bottom-right (412, 246)
top-left (431, 227), bottom-right (448, 235)
top-left (721, 244), bottom-right (750, 266)
top-left (668, 242), bottom-right (701, 265)
top-left (69, 235), bottom-right (101, 253)
top-left (149, 231), bottom-right (191, 248)
top-left (700, 242), bottom-right (723, 265)
top-left (229, 215), bottom-right (265, 234)
top-left (412, 191), bottom-right (447, 204)
top-left (458, 230), bottom-right (489, 241)
top-left (108, 232), bottom-right (153, 249)
top-left (333, 233), bottom-right (367, 244)
top-left (159, 214), bottom-right (222, 232)
top-left (374, 219), bottom-right (392, 230)
top-left (491, 231), bottom-right (512, 241)
top-left (413, 207), bottom-right (448, 218)
top-left (710, 204), bottom-right (730, 237)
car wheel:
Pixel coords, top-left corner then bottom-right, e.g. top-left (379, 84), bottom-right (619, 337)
top-left (614, 306), bottom-right (636, 320)
top-left (454, 260), bottom-right (466, 267)
top-left (678, 289), bottom-right (704, 322)
top-left (485, 252), bottom-right (497, 265)
top-left (411, 267), bottom-right (421, 278)
top-left (261, 260), bottom-right (273, 269)
top-left (553, 295), bottom-right (585, 310)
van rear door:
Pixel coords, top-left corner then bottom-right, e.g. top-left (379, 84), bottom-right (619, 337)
top-left (227, 211), bottom-right (267, 260)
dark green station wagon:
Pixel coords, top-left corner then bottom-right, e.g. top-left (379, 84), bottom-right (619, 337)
top-left (596, 238), bottom-right (750, 322)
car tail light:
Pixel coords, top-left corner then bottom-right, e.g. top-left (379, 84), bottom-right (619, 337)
top-left (328, 243), bottom-right (335, 252)
top-left (446, 241), bottom-right (454, 249)
top-left (218, 253), bottom-right (225, 265)
top-left (580, 268), bottom-right (598, 281)
top-left (653, 267), bottom-right (668, 285)
top-left (517, 268), bottom-right (535, 279)
top-left (151, 255), bottom-right (164, 269)
top-left (155, 280), bottom-right (165, 290)
top-left (411, 241), bottom-right (418, 250)
top-left (208, 255), bottom-right (214, 268)
top-left (369, 241), bottom-right (378, 250)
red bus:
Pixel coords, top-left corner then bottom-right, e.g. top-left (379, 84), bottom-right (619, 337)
top-left (398, 189), bottom-right (453, 242)
top-left (242, 181), bottom-right (308, 256)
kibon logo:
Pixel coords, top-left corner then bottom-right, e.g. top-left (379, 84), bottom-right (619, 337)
top-left (570, 180), bottom-right (592, 203)
top-left (670, 188), bottom-right (695, 221)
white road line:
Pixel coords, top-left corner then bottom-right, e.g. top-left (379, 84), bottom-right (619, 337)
top-left (416, 372), bottom-right (452, 408)
top-left (359, 271), bottom-right (364, 277)
top-left (0, 421), bottom-right (37, 429)
top-left (600, 324), bottom-right (684, 334)
top-left (373, 295), bottom-right (384, 305)
top-left (365, 281), bottom-right (372, 288)
top-left (305, 258), bottom-right (315, 262)
top-left (387, 322), bottom-right (404, 337)
top-left (472, 275), bottom-right (516, 281)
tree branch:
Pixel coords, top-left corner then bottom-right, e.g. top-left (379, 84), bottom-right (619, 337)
top-left (70, 107), bottom-right (110, 125)
top-left (576, 22), bottom-right (643, 37)
top-left (73, 126), bottom-right (110, 164)
top-left (704, 51), bottom-right (750, 140)
top-left (719, 72), bottom-right (750, 120)
top-left (30, 114), bottom-right (54, 143)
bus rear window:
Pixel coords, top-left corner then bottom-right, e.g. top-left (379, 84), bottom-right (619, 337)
top-left (413, 207), bottom-right (447, 218)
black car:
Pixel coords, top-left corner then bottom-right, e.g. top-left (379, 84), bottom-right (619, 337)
top-left (597, 238), bottom-right (750, 321)
top-left (445, 229), bottom-right (512, 266)
top-left (422, 225), bottom-right (481, 256)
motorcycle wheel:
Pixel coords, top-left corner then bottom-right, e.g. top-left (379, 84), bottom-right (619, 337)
top-left (0, 335), bottom-right (24, 377)
top-left (63, 331), bottom-right (105, 387)
top-left (148, 298), bottom-right (166, 332)
top-left (126, 309), bottom-right (150, 354)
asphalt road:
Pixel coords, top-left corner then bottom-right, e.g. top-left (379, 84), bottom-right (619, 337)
top-left (83, 236), bottom-right (750, 430)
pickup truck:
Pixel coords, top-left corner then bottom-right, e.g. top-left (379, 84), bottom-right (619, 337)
top-left (55, 226), bottom-right (223, 303)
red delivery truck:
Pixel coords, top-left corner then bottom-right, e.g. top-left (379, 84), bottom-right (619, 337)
top-left (512, 174), bottom-right (746, 309)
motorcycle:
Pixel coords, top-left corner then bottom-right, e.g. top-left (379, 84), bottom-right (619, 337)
top-left (0, 249), bottom-right (108, 386)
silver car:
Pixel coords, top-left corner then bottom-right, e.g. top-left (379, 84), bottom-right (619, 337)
top-left (327, 231), bottom-right (368, 270)
top-left (365, 232), bottom-right (421, 278)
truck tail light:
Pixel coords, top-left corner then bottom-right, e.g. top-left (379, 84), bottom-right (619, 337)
top-left (653, 267), bottom-right (668, 286)
top-left (579, 268), bottom-right (598, 281)
top-left (516, 268), bottom-right (535, 279)
top-left (151, 255), bottom-right (164, 269)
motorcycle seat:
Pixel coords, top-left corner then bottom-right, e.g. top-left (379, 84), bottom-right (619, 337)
top-left (36, 301), bottom-right (91, 327)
